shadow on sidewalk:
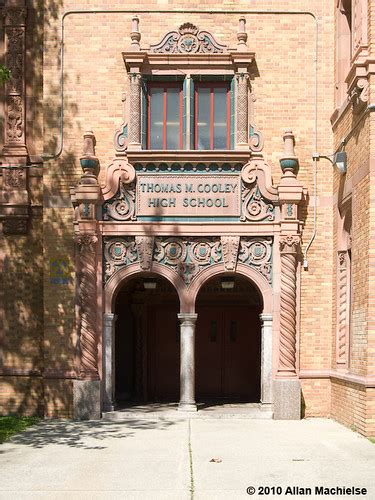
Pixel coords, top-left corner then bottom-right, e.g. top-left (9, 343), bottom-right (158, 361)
top-left (1, 418), bottom-right (179, 451)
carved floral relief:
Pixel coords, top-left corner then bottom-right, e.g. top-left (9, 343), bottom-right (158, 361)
top-left (104, 236), bottom-right (273, 285)
top-left (150, 23), bottom-right (228, 54)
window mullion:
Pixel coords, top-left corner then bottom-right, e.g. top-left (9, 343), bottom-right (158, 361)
top-left (180, 87), bottom-right (183, 149)
top-left (226, 87), bottom-right (230, 149)
top-left (210, 87), bottom-right (214, 150)
top-left (147, 87), bottom-right (151, 149)
top-left (163, 88), bottom-right (167, 149)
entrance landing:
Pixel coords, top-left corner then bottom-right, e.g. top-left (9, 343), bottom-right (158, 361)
top-left (102, 402), bottom-right (273, 420)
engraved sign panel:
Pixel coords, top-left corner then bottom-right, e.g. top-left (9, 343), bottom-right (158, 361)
top-left (136, 174), bottom-right (240, 217)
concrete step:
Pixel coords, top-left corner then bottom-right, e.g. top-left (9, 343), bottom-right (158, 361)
top-left (102, 403), bottom-right (273, 420)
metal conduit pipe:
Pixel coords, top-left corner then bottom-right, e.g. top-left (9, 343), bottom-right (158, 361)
top-left (41, 8), bottom-right (319, 267)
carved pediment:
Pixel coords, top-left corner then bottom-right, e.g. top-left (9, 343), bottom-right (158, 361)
top-left (150, 23), bottom-right (228, 54)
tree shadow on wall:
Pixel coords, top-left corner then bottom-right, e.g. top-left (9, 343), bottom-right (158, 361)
top-left (1, 0), bottom-right (83, 419)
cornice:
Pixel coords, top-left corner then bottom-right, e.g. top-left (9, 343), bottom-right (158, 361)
top-left (123, 51), bottom-right (255, 73)
top-left (126, 150), bottom-right (251, 164)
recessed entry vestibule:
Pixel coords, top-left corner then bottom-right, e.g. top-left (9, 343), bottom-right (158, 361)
top-left (103, 272), bottom-right (273, 412)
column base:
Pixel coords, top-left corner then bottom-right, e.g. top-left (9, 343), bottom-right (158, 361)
top-left (178, 402), bottom-right (197, 412)
top-left (103, 403), bottom-right (115, 412)
top-left (273, 379), bottom-right (301, 420)
top-left (127, 142), bottom-right (142, 151)
top-left (73, 379), bottom-right (101, 420)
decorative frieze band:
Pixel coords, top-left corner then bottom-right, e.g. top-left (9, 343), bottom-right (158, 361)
top-left (104, 236), bottom-right (273, 286)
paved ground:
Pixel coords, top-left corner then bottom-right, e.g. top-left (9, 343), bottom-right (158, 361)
top-left (0, 417), bottom-right (374, 499)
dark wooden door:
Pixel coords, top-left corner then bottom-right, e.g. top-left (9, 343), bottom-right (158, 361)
top-left (147, 304), bottom-right (180, 401)
top-left (196, 306), bottom-right (261, 401)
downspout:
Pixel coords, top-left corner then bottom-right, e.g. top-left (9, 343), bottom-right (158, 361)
top-left (41, 8), bottom-right (319, 265)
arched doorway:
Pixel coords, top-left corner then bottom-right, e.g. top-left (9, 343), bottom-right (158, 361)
top-left (195, 275), bottom-right (263, 403)
top-left (114, 275), bottom-right (180, 406)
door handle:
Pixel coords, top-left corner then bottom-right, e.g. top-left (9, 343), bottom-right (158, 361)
top-left (210, 320), bottom-right (217, 342)
top-left (229, 320), bottom-right (237, 342)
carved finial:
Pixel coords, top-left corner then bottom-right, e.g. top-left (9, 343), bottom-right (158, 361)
top-left (83, 130), bottom-right (96, 156)
top-left (283, 130), bottom-right (295, 156)
top-left (130, 15), bottom-right (141, 51)
top-left (237, 17), bottom-right (248, 50)
top-left (279, 129), bottom-right (299, 175)
top-left (80, 130), bottom-right (99, 183)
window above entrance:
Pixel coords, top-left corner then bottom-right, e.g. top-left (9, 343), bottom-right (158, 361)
top-left (120, 18), bottom-right (262, 156)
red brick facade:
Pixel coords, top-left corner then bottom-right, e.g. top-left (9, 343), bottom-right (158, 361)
top-left (0, 0), bottom-right (374, 436)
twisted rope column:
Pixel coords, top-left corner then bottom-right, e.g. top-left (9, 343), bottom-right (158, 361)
top-left (337, 251), bottom-right (348, 364)
top-left (76, 234), bottom-right (99, 380)
top-left (278, 236), bottom-right (299, 378)
top-left (236, 73), bottom-right (249, 145)
top-left (128, 73), bottom-right (142, 147)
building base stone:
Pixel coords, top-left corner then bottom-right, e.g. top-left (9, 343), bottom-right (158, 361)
top-left (73, 380), bottom-right (101, 420)
top-left (273, 379), bottom-right (301, 420)
top-left (178, 402), bottom-right (197, 412)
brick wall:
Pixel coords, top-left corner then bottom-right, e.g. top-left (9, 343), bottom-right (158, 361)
top-left (2, 0), bottom-right (375, 431)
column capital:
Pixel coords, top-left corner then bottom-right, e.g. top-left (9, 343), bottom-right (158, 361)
top-left (260, 313), bottom-right (273, 323)
top-left (178, 313), bottom-right (198, 325)
top-left (103, 313), bottom-right (117, 324)
top-left (279, 235), bottom-right (300, 254)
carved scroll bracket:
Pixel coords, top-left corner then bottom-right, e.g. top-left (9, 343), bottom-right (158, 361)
top-left (349, 77), bottom-right (369, 112)
top-left (101, 158), bottom-right (136, 201)
top-left (241, 156), bottom-right (278, 223)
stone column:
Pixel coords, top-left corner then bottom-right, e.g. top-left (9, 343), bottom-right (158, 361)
top-left (236, 73), bottom-right (249, 149)
top-left (128, 73), bottom-right (142, 149)
top-left (73, 233), bottom-right (101, 420)
top-left (103, 313), bottom-right (117, 412)
top-left (76, 234), bottom-right (100, 380)
top-left (178, 313), bottom-right (198, 412)
top-left (260, 313), bottom-right (273, 405)
top-left (278, 236), bottom-right (299, 378)
top-left (274, 236), bottom-right (301, 420)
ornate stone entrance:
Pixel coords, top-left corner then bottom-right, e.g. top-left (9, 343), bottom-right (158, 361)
top-left (70, 19), bottom-right (306, 419)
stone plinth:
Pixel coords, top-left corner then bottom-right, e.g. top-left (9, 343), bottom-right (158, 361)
top-left (73, 380), bottom-right (101, 420)
top-left (273, 379), bottom-right (301, 420)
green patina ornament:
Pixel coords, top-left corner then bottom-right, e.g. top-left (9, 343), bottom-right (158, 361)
top-left (280, 158), bottom-right (299, 174)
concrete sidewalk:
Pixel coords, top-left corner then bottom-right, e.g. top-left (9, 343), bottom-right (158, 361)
top-left (0, 418), bottom-right (374, 499)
